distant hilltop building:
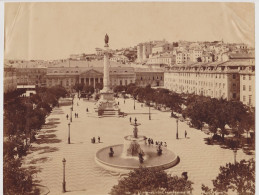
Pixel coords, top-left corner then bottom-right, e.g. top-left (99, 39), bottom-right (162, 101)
top-left (137, 42), bottom-right (153, 63)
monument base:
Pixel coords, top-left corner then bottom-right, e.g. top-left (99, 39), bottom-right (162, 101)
top-left (96, 92), bottom-right (121, 117)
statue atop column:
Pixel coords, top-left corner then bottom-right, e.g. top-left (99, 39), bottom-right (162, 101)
top-left (104, 34), bottom-right (109, 47)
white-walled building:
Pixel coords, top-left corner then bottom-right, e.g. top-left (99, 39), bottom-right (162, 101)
top-left (239, 59), bottom-right (255, 107)
top-left (152, 43), bottom-right (172, 54)
top-left (164, 60), bottom-right (247, 101)
top-left (146, 53), bottom-right (175, 67)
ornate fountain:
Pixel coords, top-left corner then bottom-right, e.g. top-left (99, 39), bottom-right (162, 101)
top-left (122, 118), bottom-right (146, 158)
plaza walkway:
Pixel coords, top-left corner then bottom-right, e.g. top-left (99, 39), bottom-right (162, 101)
top-left (23, 96), bottom-right (254, 195)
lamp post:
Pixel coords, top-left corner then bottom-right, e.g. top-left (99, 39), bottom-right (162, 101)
top-left (70, 107), bottom-right (72, 123)
top-left (134, 97), bottom-right (135, 110)
top-left (68, 123), bottom-right (70, 144)
top-left (149, 103), bottom-right (151, 120)
top-left (176, 119), bottom-right (179, 139)
top-left (71, 96), bottom-right (74, 111)
top-left (62, 158), bottom-right (66, 193)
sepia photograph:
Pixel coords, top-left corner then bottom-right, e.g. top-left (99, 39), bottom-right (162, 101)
top-left (2, 2), bottom-right (255, 195)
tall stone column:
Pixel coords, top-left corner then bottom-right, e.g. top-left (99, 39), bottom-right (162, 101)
top-left (102, 45), bottom-right (110, 92)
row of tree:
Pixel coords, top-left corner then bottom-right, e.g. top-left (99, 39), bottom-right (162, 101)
top-left (183, 94), bottom-right (255, 141)
top-left (3, 85), bottom-right (68, 195)
top-left (113, 84), bottom-right (255, 143)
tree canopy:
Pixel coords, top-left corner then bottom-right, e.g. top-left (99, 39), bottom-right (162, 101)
top-left (202, 159), bottom-right (255, 195)
top-left (110, 167), bottom-right (193, 195)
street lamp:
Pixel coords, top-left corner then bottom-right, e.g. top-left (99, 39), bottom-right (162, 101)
top-left (176, 119), bottom-right (179, 139)
top-left (68, 123), bottom-right (71, 144)
top-left (62, 158), bottom-right (66, 193)
top-left (70, 107), bottom-right (72, 123)
top-left (149, 103), bottom-right (151, 120)
top-left (134, 97), bottom-right (135, 110)
top-left (71, 96), bottom-right (74, 111)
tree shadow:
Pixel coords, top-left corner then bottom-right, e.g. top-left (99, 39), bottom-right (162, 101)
top-left (45, 121), bottom-right (60, 125)
top-left (27, 165), bottom-right (43, 175)
top-left (30, 157), bottom-right (50, 164)
top-left (41, 124), bottom-right (57, 130)
top-left (204, 136), bottom-right (255, 155)
top-left (45, 129), bottom-right (57, 133)
top-left (29, 146), bottom-right (59, 154)
top-left (48, 118), bottom-right (59, 121)
top-left (36, 134), bottom-right (61, 144)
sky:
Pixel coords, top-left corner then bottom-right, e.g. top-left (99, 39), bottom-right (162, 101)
top-left (4, 2), bottom-right (255, 60)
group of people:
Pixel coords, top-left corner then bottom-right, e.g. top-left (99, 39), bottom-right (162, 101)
top-left (147, 138), bottom-right (167, 148)
top-left (91, 136), bottom-right (101, 144)
top-left (74, 113), bottom-right (79, 118)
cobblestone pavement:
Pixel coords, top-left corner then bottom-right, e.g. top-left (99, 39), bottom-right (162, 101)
top-left (23, 96), bottom-right (254, 195)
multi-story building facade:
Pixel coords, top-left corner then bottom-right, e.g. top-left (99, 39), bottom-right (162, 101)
top-left (4, 65), bottom-right (17, 93)
top-left (110, 55), bottom-right (129, 64)
top-left (189, 49), bottom-right (203, 62)
top-left (46, 66), bottom-right (136, 91)
top-left (16, 68), bottom-right (47, 87)
top-left (146, 54), bottom-right (175, 67)
top-left (95, 48), bottom-right (103, 56)
top-left (164, 60), bottom-right (243, 101)
top-left (135, 68), bottom-right (164, 87)
top-left (151, 43), bottom-right (172, 54)
top-left (239, 59), bottom-right (255, 107)
top-left (176, 51), bottom-right (190, 64)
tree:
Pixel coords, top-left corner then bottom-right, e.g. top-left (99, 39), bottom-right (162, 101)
top-left (3, 156), bottom-right (33, 195)
top-left (73, 83), bottom-right (84, 95)
top-left (95, 83), bottom-right (103, 91)
top-left (201, 159), bottom-right (255, 195)
top-left (83, 85), bottom-right (95, 95)
top-left (110, 167), bottom-right (193, 195)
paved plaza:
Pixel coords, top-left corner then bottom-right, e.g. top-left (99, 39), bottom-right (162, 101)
top-left (23, 96), bottom-right (254, 195)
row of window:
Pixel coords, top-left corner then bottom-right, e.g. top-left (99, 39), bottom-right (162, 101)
top-left (242, 75), bottom-right (252, 80)
top-left (243, 95), bottom-right (252, 105)
top-left (243, 85), bottom-right (252, 91)
top-left (140, 76), bottom-right (163, 81)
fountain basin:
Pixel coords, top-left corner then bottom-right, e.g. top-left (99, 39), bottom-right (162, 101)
top-left (95, 144), bottom-right (179, 172)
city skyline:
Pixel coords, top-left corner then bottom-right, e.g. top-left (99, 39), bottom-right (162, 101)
top-left (4, 2), bottom-right (254, 60)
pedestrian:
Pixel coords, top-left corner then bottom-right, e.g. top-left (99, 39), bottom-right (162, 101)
top-left (164, 142), bottom-right (167, 147)
top-left (93, 137), bottom-right (95, 143)
top-left (118, 101), bottom-right (119, 105)
top-left (124, 99), bottom-right (125, 104)
top-left (185, 130), bottom-right (187, 138)
top-left (129, 117), bottom-right (132, 123)
top-left (98, 136), bottom-right (100, 143)
top-left (66, 114), bottom-right (69, 120)
top-left (77, 102), bottom-right (79, 106)
top-left (75, 113), bottom-right (76, 118)
top-left (77, 113), bottom-right (79, 118)
top-left (155, 141), bottom-right (158, 145)
top-left (86, 108), bottom-right (88, 112)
